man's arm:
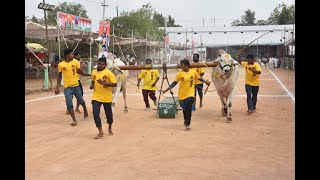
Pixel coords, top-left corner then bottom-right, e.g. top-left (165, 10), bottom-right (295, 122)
top-left (161, 81), bottom-right (178, 93)
top-left (55, 72), bottom-right (62, 94)
top-left (90, 80), bottom-right (94, 89)
top-left (152, 77), bottom-right (160, 87)
top-left (249, 67), bottom-right (261, 74)
top-left (237, 53), bottom-right (243, 64)
top-left (77, 68), bottom-right (91, 76)
top-left (96, 79), bottom-right (117, 88)
top-left (137, 78), bottom-right (141, 88)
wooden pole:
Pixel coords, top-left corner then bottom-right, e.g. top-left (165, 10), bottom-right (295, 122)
top-left (117, 62), bottom-right (218, 70)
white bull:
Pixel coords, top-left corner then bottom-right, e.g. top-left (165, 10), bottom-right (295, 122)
top-left (106, 54), bottom-right (129, 112)
top-left (211, 51), bottom-right (239, 122)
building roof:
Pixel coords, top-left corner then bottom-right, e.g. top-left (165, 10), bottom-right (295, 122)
top-left (164, 24), bottom-right (295, 47)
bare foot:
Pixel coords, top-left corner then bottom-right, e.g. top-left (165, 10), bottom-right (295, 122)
top-left (84, 111), bottom-right (88, 118)
top-left (71, 122), bottom-right (77, 126)
top-left (75, 109), bottom-right (82, 113)
top-left (247, 110), bottom-right (253, 114)
top-left (66, 110), bottom-right (70, 115)
top-left (94, 134), bottom-right (104, 139)
top-left (108, 127), bottom-right (113, 136)
top-left (200, 103), bottom-right (203, 108)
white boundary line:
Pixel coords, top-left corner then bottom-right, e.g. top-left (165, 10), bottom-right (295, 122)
top-left (268, 68), bottom-right (295, 103)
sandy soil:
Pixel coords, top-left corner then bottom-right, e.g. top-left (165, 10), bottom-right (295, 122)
top-left (25, 66), bottom-right (295, 180)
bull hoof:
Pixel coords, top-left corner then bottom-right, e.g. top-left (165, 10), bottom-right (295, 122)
top-left (226, 117), bottom-right (232, 122)
top-left (125, 107), bottom-right (128, 113)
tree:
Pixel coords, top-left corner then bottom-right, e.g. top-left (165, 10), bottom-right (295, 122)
top-left (231, 19), bottom-right (242, 26)
top-left (267, 3), bottom-right (295, 25)
top-left (167, 15), bottom-right (181, 27)
top-left (256, 20), bottom-right (268, 25)
top-left (231, 9), bottom-right (256, 26)
top-left (241, 9), bottom-right (256, 25)
top-left (46, 2), bottom-right (89, 26)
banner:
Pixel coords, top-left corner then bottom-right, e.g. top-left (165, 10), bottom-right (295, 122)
top-left (99, 21), bottom-right (110, 36)
top-left (57, 11), bottom-right (92, 32)
top-left (98, 21), bottom-right (111, 59)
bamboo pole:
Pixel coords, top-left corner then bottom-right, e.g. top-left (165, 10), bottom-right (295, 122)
top-left (116, 62), bottom-right (218, 70)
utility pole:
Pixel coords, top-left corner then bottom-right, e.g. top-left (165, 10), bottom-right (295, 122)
top-left (38, 1), bottom-right (55, 90)
top-left (185, 29), bottom-right (188, 58)
top-left (43, 0), bottom-right (48, 48)
top-left (101, 0), bottom-right (108, 21)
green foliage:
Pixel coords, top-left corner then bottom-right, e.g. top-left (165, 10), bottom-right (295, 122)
top-left (231, 9), bottom-right (256, 26)
top-left (267, 3), bottom-right (295, 25)
top-left (231, 2), bottom-right (294, 26)
top-left (241, 9), bottom-right (256, 25)
top-left (256, 20), bottom-right (268, 25)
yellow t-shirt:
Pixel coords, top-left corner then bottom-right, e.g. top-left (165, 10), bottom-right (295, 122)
top-left (175, 69), bottom-right (200, 100)
top-left (73, 58), bottom-right (81, 81)
top-left (58, 60), bottom-right (80, 88)
top-left (241, 61), bottom-right (262, 86)
top-left (91, 69), bottom-right (116, 103)
top-left (192, 67), bottom-right (205, 84)
top-left (138, 69), bottom-right (160, 90)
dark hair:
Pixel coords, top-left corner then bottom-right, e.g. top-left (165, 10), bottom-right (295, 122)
top-left (98, 57), bottom-right (106, 63)
top-left (102, 45), bottom-right (106, 48)
top-left (193, 53), bottom-right (200, 62)
top-left (247, 54), bottom-right (254, 59)
top-left (146, 59), bottom-right (152, 63)
top-left (63, 49), bottom-right (73, 57)
top-left (180, 59), bottom-right (190, 67)
top-left (74, 52), bottom-right (80, 56)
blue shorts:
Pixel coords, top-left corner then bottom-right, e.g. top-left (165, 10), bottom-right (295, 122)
top-left (64, 85), bottom-right (85, 109)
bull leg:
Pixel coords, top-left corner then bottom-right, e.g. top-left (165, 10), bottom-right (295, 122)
top-left (226, 90), bottom-right (235, 122)
top-left (112, 82), bottom-right (122, 108)
top-left (220, 96), bottom-right (227, 117)
top-left (121, 81), bottom-right (128, 112)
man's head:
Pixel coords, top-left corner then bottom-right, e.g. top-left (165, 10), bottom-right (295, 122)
top-left (247, 54), bottom-right (255, 64)
top-left (63, 49), bottom-right (74, 60)
top-left (102, 45), bottom-right (106, 52)
top-left (74, 52), bottom-right (81, 60)
top-left (97, 57), bottom-right (107, 71)
top-left (180, 59), bottom-right (190, 71)
top-left (193, 53), bottom-right (200, 62)
top-left (146, 59), bottom-right (152, 65)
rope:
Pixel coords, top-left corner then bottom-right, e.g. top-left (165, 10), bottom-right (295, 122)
top-left (72, 31), bottom-right (84, 53)
top-left (55, 17), bottom-right (68, 48)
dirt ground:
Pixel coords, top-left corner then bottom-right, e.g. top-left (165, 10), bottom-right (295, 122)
top-left (25, 66), bottom-right (295, 180)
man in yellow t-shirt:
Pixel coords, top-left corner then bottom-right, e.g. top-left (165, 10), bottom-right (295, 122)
top-left (137, 59), bottom-right (160, 111)
top-left (90, 57), bottom-right (117, 139)
top-left (237, 54), bottom-right (262, 114)
top-left (65, 52), bottom-right (83, 114)
top-left (55, 49), bottom-right (91, 126)
top-left (192, 53), bottom-right (205, 110)
top-left (161, 59), bottom-right (210, 130)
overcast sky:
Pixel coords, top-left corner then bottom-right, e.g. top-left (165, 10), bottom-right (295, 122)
top-left (25, 0), bottom-right (294, 31)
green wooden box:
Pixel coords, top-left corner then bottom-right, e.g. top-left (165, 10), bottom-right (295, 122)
top-left (158, 97), bottom-right (180, 118)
